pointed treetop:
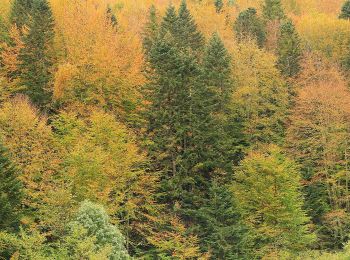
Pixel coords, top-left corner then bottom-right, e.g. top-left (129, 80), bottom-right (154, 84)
top-left (204, 32), bottom-right (230, 69)
top-left (160, 4), bottom-right (178, 36)
top-left (263, 0), bottom-right (285, 21)
top-left (234, 8), bottom-right (266, 48)
top-left (143, 4), bottom-right (159, 52)
top-left (176, 0), bottom-right (205, 50)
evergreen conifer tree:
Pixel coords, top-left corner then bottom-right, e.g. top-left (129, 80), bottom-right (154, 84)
top-left (143, 5), bottom-right (158, 54)
top-left (144, 4), bottom-right (201, 209)
top-left (339, 0), bottom-right (350, 19)
top-left (214, 0), bottom-right (224, 13)
top-left (276, 19), bottom-right (302, 78)
top-left (234, 8), bottom-right (266, 48)
top-left (19, 0), bottom-right (55, 107)
top-left (144, 5), bottom-right (239, 253)
top-left (10, 0), bottom-right (33, 29)
top-left (263, 0), bottom-right (285, 21)
top-left (0, 144), bottom-right (22, 232)
top-left (176, 0), bottom-right (205, 51)
top-left (196, 182), bottom-right (248, 259)
top-left (159, 5), bottom-right (177, 38)
top-left (192, 33), bottom-right (235, 176)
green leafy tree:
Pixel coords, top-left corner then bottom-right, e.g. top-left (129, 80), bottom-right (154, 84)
top-left (232, 146), bottom-right (315, 258)
top-left (276, 19), bottom-right (302, 78)
top-left (339, 0), bottom-right (350, 19)
top-left (19, 0), bottom-right (55, 107)
top-left (230, 41), bottom-right (289, 147)
top-left (263, 0), bottom-right (285, 21)
top-left (214, 0), bottom-right (224, 13)
top-left (0, 144), bottom-right (23, 232)
top-left (0, 229), bottom-right (49, 259)
top-left (234, 8), bottom-right (266, 48)
top-left (68, 201), bottom-right (130, 259)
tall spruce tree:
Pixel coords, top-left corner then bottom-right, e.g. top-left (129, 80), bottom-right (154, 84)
top-left (339, 0), bottom-right (350, 19)
top-left (196, 182), bottom-right (248, 259)
top-left (0, 144), bottom-right (23, 232)
top-left (234, 8), bottom-right (266, 48)
top-left (143, 5), bottom-right (158, 54)
top-left (276, 19), bottom-right (302, 78)
top-left (19, 0), bottom-right (55, 107)
top-left (176, 0), bottom-right (205, 52)
top-left (10, 0), bottom-right (33, 29)
top-left (144, 3), bottom-right (202, 210)
top-left (263, 0), bottom-right (285, 21)
top-left (192, 33), bottom-right (235, 176)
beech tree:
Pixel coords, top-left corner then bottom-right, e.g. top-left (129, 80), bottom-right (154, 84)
top-left (286, 54), bottom-right (350, 249)
top-left (232, 146), bottom-right (315, 258)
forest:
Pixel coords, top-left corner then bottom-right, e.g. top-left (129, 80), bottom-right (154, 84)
top-left (1, 0), bottom-right (350, 259)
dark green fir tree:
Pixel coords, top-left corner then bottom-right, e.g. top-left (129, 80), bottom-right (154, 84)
top-left (339, 0), bottom-right (350, 19)
top-left (10, 0), bottom-right (33, 29)
top-left (192, 32), bottom-right (236, 177)
top-left (19, 0), bottom-right (55, 107)
top-left (263, 0), bottom-right (285, 21)
top-left (276, 19), bottom-right (302, 78)
top-left (196, 182), bottom-right (249, 259)
top-left (144, 3), bottom-right (202, 210)
top-left (176, 0), bottom-right (205, 52)
top-left (143, 5), bottom-right (158, 54)
top-left (0, 144), bottom-right (23, 232)
top-left (234, 8), bottom-right (266, 48)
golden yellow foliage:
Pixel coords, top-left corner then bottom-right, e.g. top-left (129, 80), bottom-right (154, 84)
top-left (0, 26), bottom-right (25, 102)
top-left (50, 0), bottom-right (144, 114)
top-left (287, 56), bottom-right (350, 244)
top-left (147, 216), bottom-right (209, 259)
top-left (0, 0), bottom-right (11, 20)
top-left (296, 14), bottom-right (350, 62)
top-left (52, 110), bottom-right (160, 249)
top-left (230, 41), bottom-right (288, 145)
top-left (0, 95), bottom-right (66, 230)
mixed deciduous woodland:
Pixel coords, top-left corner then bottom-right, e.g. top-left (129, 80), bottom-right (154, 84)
top-left (2, 0), bottom-right (350, 259)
